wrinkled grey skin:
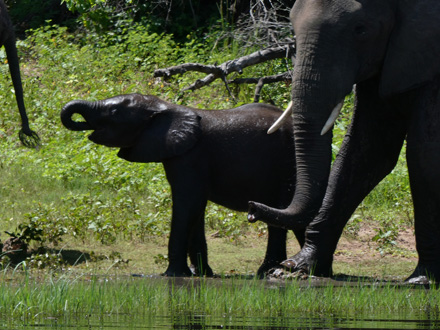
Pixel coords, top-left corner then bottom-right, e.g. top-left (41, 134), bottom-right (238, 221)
top-left (61, 93), bottom-right (302, 277)
top-left (0, 1), bottom-right (38, 147)
top-left (248, 0), bottom-right (440, 282)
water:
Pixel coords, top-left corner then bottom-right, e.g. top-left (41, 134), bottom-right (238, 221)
top-left (3, 312), bottom-right (440, 329)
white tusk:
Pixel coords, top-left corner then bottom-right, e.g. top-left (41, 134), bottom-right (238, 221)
top-left (320, 101), bottom-right (344, 136)
top-left (267, 101), bottom-right (294, 134)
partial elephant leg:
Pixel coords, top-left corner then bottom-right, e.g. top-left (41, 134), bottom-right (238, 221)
top-left (163, 164), bottom-right (208, 276)
top-left (293, 228), bottom-right (306, 248)
top-left (188, 212), bottom-right (213, 276)
top-left (282, 77), bottom-right (409, 276)
top-left (257, 226), bottom-right (288, 277)
top-left (406, 79), bottom-right (440, 282)
top-left (165, 196), bottom-right (207, 276)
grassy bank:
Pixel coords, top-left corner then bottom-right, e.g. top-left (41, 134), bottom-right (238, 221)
top-left (0, 273), bottom-right (438, 324)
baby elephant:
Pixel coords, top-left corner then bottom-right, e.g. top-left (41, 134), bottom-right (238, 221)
top-left (61, 93), bottom-right (299, 277)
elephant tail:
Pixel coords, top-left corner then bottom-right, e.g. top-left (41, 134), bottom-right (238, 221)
top-left (4, 35), bottom-right (40, 148)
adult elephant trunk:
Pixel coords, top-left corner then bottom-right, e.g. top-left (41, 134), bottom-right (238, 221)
top-left (249, 55), bottom-right (348, 230)
top-left (61, 100), bottom-right (97, 131)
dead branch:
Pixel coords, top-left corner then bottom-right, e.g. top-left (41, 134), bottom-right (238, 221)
top-left (154, 43), bottom-right (295, 101)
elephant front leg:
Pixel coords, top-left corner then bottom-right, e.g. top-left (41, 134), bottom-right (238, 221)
top-left (406, 80), bottom-right (440, 283)
top-left (164, 196), bottom-right (207, 277)
top-left (282, 78), bottom-right (409, 276)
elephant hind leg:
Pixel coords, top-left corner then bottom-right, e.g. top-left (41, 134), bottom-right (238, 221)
top-left (406, 79), bottom-right (440, 283)
top-left (256, 226), bottom-right (288, 277)
top-left (164, 181), bottom-right (209, 277)
top-left (188, 212), bottom-right (213, 277)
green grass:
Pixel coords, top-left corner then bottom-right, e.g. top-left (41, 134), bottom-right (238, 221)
top-left (0, 272), bottom-right (438, 324)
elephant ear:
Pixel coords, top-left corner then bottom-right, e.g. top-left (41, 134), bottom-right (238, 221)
top-left (117, 108), bottom-right (202, 163)
top-left (380, 0), bottom-right (440, 96)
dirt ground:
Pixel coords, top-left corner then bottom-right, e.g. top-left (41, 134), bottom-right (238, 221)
top-left (331, 222), bottom-right (417, 279)
top-left (198, 221), bottom-right (418, 280)
top-left (9, 220), bottom-right (417, 281)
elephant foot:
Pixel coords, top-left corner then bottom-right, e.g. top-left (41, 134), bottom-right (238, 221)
top-left (280, 244), bottom-right (333, 277)
top-left (257, 259), bottom-right (285, 278)
top-left (190, 263), bottom-right (214, 277)
top-left (406, 263), bottom-right (440, 285)
top-left (163, 265), bottom-right (193, 277)
top-left (247, 201), bottom-right (312, 230)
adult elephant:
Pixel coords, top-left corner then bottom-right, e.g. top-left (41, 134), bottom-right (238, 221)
top-left (61, 93), bottom-right (301, 277)
top-left (0, 0), bottom-right (38, 147)
top-left (248, 0), bottom-right (440, 282)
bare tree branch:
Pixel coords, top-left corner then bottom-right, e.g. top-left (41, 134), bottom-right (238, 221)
top-left (154, 43), bottom-right (295, 99)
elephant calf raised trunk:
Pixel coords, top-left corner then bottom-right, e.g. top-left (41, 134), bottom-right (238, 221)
top-left (61, 100), bottom-right (96, 131)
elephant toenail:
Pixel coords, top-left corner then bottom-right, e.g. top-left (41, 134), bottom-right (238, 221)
top-left (281, 260), bottom-right (296, 269)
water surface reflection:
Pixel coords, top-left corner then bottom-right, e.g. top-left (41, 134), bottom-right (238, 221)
top-left (6, 312), bottom-right (440, 329)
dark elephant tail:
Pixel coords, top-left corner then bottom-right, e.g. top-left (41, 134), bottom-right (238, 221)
top-left (4, 35), bottom-right (40, 148)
